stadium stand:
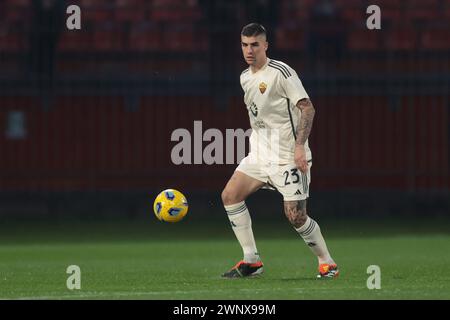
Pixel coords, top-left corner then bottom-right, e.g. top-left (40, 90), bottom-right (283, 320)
top-left (0, 0), bottom-right (448, 196)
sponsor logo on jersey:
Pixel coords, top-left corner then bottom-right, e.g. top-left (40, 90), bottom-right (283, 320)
top-left (259, 82), bottom-right (267, 94)
top-left (254, 120), bottom-right (266, 128)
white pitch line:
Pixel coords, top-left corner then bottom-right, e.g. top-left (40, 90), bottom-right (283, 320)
top-left (5, 286), bottom-right (367, 300)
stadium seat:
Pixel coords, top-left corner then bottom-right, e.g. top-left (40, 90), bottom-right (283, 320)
top-left (372, 0), bottom-right (403, 8)
top-left (340, 7), bottom-right (366, 26)
top-left (404, 1), bottom-right (439, 23)
top-left (58, 30), bottom-right (93, 52)
top-left (149, 0), bottom-right (201, 22)
top-left (128, 23), bottom-right (162, 51)
top-left (152, 0), bottom-right (192, 7)
top-left (115, 0), bottom-right (147, 7)
top-left (115, 8), bottom-right (146, 23)
top-left (114, 0), bottom-right (147, 23)
top-left (330, 0), bottom-right (365, 24)
top-left (80, 0), bottom-right (110, 7)
top-left (405, 10), bottom-right (439, 22)
top-left (83, 9), bottom-right (112, 24)
top-left (279, 0), bottom-right (312, 21)
top-left (368, 0), bottom-right (404, 24)
top-left (420, 24), bottom-right (450, 50)
top-left (385, 25), bottom-right (417, 51)
top-left (275, 27), bottom-right (305, 51)
top-left (381, 8), bottom-right (403, 24)
top-left (406, 0), bottom-right (439, 7)
top-left (92, 24), bottom-right (125, 51)
top-left (333, 0), bottom-right (365, 8)
top-left (347, 29), bottom-right (381, 51)
top-left (4, 0), bottom-right (30, 7)
top-left (0, 28), bottom-right (23, 52)
top-left (2, 7), bottom-right (32, 24)
top-left (161, 25), bottom-right (196, 51)
top-left (149, 8), bottom-right (202, 22)
top-left (81, 0), bottom-right (112, 24)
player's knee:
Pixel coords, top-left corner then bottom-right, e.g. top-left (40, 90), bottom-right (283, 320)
top-left (221, 188), bottom-right (241, 206)
top-left (222, 189), bottom-right (234, 206)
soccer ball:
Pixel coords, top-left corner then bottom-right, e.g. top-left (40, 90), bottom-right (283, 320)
top-left (153, 189), bottom-right (188, 223)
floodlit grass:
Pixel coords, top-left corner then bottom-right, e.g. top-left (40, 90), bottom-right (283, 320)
top-left (0, 217), bottom-right (449, 299)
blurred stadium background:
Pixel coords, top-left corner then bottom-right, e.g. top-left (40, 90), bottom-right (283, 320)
top-left (0, 0), bottom-right (449, 300)
top-left (0, 0), bottom-right (448, 219)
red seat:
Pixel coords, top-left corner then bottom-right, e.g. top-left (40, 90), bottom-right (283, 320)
top-left (161, 25), bottom-right (196, 51)
top-left (366, 0), bottom-right (403, 23)
top-left (92, 25), bottom-right (125, 51)
top-left (334, 0), bottom-right (365, 8)
top-left (4, 0), bottom-right (30, 7)
top-left (341, 7), bottom-right (365, 24)
top-left (385, 25), bottom-right (417, 51)
top-left (404, 0), bottom-right (439, 22)
top-left (115, 0), bottom-right (147, 7)
top-left (80, 0), bottom-right (110, 7)
top-left (420, 26), bottom-right (450, 50)
top-left (275, 27), bottom-right (305, 51)
top-left (3, 8), bottom-right (32, 23)
top-left (150, 0), bottom-right (202, 22)
top-left (381, 8), bottom-right (403, 22)
top-left (115, 8), bottom-right (146, 23)
top-left (347, 29), bottom-right (381, 51)
top-left (0, 29), bottom-right (23, 52)
top-left (114, 0), bottom-right (148, 22)
top-left (128, 23), bottom-right (162, 51)
top-left (152, 0), bottom-right (187, 7)
top-left (407, 0), bottom-right (439, 7)
top-left (83, 8), bottom-right (112, 24)
top-left (149, 8), bottom-right (201, 22)
top-left (370, 0), bottom-right (403, 8)
top-left (405, 9), bottom-right (439, 22)
top-left (331, 0), bottom-right (365, 23)
top-left (58, 30), bottom-right (92, 52)
top-left (279, 0), bottom-right (314, 20)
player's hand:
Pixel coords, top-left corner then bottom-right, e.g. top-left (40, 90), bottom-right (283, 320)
top-left (294, 144), bottom-right (308, 173)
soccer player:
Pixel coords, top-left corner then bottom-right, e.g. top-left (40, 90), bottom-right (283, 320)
top-left (221, 23), bottom-right (339, 279)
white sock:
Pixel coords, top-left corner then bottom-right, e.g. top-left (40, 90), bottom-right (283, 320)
top-left (225, 201), bottom-right (260, 263)
top-left (295, 217), bottom-right (334, 265)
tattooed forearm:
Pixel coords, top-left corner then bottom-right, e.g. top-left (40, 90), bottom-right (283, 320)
top-left (284, 200), bottom-right (308, 227)
top-left (296, 98), bottom-right (315, 146)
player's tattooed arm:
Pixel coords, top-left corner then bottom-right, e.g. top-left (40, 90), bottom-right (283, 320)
top-left (295, 98), bottom-right (315, 146)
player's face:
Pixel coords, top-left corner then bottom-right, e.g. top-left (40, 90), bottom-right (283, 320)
top-left (241, 34), bottom-right (268, 66)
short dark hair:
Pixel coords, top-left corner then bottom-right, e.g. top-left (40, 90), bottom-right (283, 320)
top-left (241, 23), bottom-right (267, 38)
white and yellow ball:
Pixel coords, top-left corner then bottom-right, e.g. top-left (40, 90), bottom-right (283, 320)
top-left (153, 189), bottom-right (188, 223)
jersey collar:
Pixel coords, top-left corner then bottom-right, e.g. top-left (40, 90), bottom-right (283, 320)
top-left (250, 57), bottom-right (270, 75)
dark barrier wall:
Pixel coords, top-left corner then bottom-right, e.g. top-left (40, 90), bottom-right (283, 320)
top-left (0, 94), bottom-right (448, 192)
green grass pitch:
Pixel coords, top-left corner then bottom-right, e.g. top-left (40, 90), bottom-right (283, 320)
top-left (0, 217), bottom-right (449, 299)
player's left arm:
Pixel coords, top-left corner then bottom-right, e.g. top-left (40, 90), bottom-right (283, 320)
top-left (295, 98), bottom-right (315, 173)
top-left (276, 64), bottom-right (314, 173)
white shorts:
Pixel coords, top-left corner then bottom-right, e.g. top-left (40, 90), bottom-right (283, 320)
top-left (236, 154), bottom-right (312, 201)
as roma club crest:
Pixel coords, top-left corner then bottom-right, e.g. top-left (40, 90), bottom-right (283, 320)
top-left (259, 82), bottom-right (267, 94)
